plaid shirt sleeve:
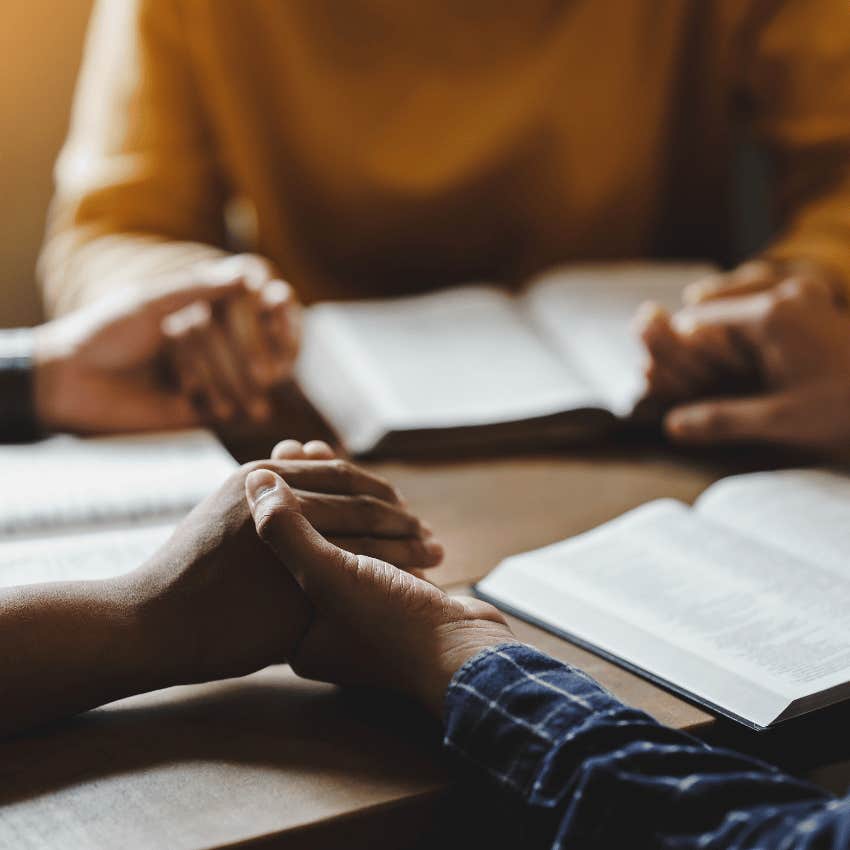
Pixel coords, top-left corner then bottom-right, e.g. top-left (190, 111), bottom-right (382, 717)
top-left (443, 643), bottom-right (847, 850)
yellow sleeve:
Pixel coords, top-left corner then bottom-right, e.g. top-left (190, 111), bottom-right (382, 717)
top-left (39, 0), bottom-right (230, 316)
top-left (740, 0), bottom-right (850, 292)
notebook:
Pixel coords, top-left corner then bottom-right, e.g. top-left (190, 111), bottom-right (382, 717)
top-left (475, 468), bottom-right (850, 730)
top-left (296, 262), bottom-right (714, 456)
top-left (0, 430), bottom-right (238, 588)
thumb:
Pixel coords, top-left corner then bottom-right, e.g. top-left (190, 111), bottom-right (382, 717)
top-left (149, 278), bottom-right (246, 320)
top-left (245, 469), bottom-right (352, 602)
top-left (664, 392), bottom-right (792, 444)
top-left (682, 260), bottom-right (780, 305)
top-left (147, 255), bottom-right (268, 320)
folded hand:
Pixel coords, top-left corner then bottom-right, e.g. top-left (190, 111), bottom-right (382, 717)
top-left (126, 440), bottom-right (443, 686)
top-left (244, 468), bottom-right (514, 717)
top-left (34, 253), bottom-right (299, 433)
top-left (638, 267), bottom-right (850, 455)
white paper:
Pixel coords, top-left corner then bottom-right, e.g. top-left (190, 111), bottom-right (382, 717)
top-left (0, 522), bottom-right (175, 587)
top-left (300, 286), bottom-right (596, 437)
top-left (523, 263), bottom-right (714, 413)
top-left (0, 430), bottom-right (237, 537)
top-left (479, 494), bottom-right (850, 727)
top-left (297, 262), bottom-right (717, 453)
top-left (696, 468), bottom-right (850, 579)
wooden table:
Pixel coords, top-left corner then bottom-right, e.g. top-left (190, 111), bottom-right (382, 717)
top-left (0, 409), bottom-right (842, 849)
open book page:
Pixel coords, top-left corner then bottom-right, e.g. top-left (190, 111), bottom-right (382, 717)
top-left (0, 430), bottom-right (237, 538)
top-left (521, 263), bottom-right (716, 414)
top-left (298, 286), bottom-right (599, 453)
top-left (477, 498), bottom-right (850, 728)
top-left (0, 522), bottom-right (175, 588)
top-left (695, 469), bottom-right (850, 578)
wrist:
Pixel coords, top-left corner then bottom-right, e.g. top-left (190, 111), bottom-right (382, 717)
top-left (97, 574), bottom-right (183, 696)
top-left (0, 328), bottom-right (42, 441)
top-left (32, 321), bottom-right (76, 433)
top-left (420, 623), bottom-right (519, 719)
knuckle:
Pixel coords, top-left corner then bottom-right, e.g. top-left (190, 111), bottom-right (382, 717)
top-left (239, 253), bottom-right (278, 285)
top-left (780, 277), bottom-right (807, 298)
top-left (671, 308), bottom-right (698, 336)
top-left (160, 315), bottom-right (183, 340)
top-left (355, 494), bottom-right (383, 521)
top-left (330, 458), bottom-right (355, 483)
top-left (762, 297), bottom-right (796, 335)
top-left (347, 552), bottom-right (377, 585)
top-left (242, 252), bottom-right (274, 273)
top-left (186, 311), bottom-right (212, 337)
top-left (192, 299), bottom-right (214, 321)
top-left (370, 472), bottom-right (394, 495)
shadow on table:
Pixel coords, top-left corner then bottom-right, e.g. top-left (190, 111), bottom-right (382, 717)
top-left (0, 668), bottom-right (447, 823)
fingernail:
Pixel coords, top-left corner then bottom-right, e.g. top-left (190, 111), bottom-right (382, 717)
top-left (420, 520), bottom-right (434, 535)
top-left (245, 469), bottom-right (282, 509)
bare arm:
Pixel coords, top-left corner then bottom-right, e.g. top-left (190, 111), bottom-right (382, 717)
top-left (0, 445), bottom-right (441, 736)
top-left (40, 0), bottom-right (229, 316)
top-left (0, 577), bottom-right (167, 735)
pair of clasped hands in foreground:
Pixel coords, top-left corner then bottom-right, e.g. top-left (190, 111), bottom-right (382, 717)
top-left (31, 251), bottom-right (850, 456)
top-left (0, 438), bottom-right (511, 735)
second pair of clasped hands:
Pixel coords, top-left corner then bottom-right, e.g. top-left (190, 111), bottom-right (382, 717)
top-left (33, 252), bottom-right (850, 455)
top-left (33, 254), bottom-right (300, 433)
top-left (3, 438), bottom-right (512, 735)
top-left (640, 259), bottom-right (850, 456)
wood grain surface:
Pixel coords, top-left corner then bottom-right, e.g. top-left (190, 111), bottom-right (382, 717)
top-left (0, 390), bottom-right (810, 849)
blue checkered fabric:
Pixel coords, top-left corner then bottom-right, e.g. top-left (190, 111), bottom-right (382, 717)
top-left (444, 644), bottom-right (844, 849)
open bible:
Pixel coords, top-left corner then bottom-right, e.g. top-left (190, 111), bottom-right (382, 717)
top-left (296, 262), bottom-right (713, 455)
top-left (0, 430), bottom-right (237, 589)
top-left (476, 468), bottom-right (850, 730)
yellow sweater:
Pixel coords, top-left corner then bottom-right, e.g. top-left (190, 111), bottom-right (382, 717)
top-left (40, 0), bottom-right (850, 313)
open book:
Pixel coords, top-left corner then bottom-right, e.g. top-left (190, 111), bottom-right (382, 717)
top-left (476, 468), bottom-right (850, 730)
top-left (0, 430), bottom-right (238, 589)
top-left (296, 262), bottom-right (713, 456)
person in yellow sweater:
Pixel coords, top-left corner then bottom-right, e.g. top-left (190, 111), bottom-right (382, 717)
top-left (39, 0), bottom-right (850, 444)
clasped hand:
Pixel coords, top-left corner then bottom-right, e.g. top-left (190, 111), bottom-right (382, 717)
top-left (638, 260), bottom-right (850, 456)
top-left (123, 440), bottom-right (513, 718)
top-left (35, 254), bottom-right (300, 433)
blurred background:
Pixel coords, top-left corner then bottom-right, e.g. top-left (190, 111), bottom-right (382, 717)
top-left (1, 0), bottom-right (92, 327)
top-left (0, 1), bottom-right (772, 330)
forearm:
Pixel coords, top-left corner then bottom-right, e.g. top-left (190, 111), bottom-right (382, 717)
top-left (39, 229), bottom-right (231, 316)
top-left (42, 0), bottom-right (231, 318)
top-left (0, 576), bottom-right (169, 736)
top-left (444, 646), bottom-right (832, 849)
